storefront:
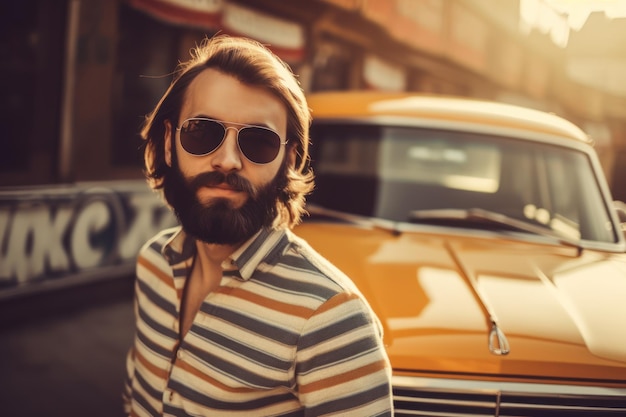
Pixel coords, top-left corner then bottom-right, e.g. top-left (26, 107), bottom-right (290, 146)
top-left (2, 0), bottom-right (624, 299)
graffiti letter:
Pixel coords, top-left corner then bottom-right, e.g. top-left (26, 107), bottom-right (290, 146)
top-left (48, 206), bottom-right (73, 271)
top-left (70, 199), bottom-right (111, 269)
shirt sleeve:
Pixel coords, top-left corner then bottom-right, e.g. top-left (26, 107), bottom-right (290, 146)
top-left (122, 278), bottom-right (140, 415)
top-left (122, 346), bottom-right (135, 415)
top-left (295, 292), bottom-right (393, 416)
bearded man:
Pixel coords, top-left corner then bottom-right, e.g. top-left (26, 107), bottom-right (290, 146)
top-left (123, 35), bottom-right (393, 417)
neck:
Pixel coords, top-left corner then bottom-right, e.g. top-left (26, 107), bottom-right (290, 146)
top-left (190, 240), bottom-right (238, 287)
top-left (195, 240), bottom-right (239, 266)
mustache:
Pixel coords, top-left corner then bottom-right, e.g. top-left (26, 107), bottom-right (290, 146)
top-left (187, 171), bottom-right (255, 195)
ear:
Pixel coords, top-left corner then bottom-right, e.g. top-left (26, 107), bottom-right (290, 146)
top-left (164, 120), bottom-right (173, 167)
top-left (286, 144), bottom-right (297, 169)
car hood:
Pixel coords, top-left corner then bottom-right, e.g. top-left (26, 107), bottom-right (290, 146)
top-left (294, 221), bottom-right (626, 383)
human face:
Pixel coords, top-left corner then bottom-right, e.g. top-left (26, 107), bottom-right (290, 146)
top-left (162, 68), bottom-right (291, 244)
top-left (164, 68), bottom-right (289, 210)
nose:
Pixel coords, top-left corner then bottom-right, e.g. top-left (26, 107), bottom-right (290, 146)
top-left (210, 127), bottom-right (242, 172)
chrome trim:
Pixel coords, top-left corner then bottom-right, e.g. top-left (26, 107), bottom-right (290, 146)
top-left (392, 375), bottom-right (626, 416)
top-left (392, 375), bottom-right (626, 397)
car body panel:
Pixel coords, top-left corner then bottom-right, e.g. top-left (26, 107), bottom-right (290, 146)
top-left (296, 221), bottom-right (626, 384)
top-left (307, 92), bottom-right (591, 145)
top-left (296, 92), bottom-right (626, 400)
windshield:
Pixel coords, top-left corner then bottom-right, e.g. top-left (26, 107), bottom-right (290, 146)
top-left (308, 123), bottom-right (618, 244)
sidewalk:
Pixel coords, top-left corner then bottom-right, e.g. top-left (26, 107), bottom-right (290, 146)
top-left (0, 278), bottom-right (135, 417)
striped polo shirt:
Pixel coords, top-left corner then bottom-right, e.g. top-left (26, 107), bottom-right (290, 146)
top-left (123, 226), bottom-right (393, 416)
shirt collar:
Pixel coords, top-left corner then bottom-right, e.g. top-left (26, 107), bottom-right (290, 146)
top-left (162, 226), bottom-right (290, 280)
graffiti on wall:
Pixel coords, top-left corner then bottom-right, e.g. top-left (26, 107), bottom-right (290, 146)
top-left (0, 181), bottom-right (177, 294)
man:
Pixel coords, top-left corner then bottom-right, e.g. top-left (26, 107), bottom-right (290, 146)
top-left (123, 35), bottom-right (393, 416)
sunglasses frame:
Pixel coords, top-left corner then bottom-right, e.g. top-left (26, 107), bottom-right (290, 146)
top-left (176, 117), bottom-right (287, 164)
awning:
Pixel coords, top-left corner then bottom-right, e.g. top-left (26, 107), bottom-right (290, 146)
top-left (128, 0), bottom-right (222, 30)
top-left (127, 0), bottom-right (306, 62)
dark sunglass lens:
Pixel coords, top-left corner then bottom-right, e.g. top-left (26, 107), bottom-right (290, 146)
top-left (180, 119), bottom-right (225, 155)
top-left (238, 127), bottom-right (281, 163)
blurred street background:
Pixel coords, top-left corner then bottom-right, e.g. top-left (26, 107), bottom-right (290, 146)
top-left (0, 277), bottom-right (134, 417)
top-left (1, 0), bottom-right (626, 416)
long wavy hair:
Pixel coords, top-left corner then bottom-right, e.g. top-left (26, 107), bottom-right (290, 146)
top-left (141, 35), bottom-right (314, 228)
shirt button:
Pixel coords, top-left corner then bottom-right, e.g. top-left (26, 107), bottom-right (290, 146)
top-left (164, 390), bottom-right (173, 401)
top-left (163, 389), bottom-right (174, 402)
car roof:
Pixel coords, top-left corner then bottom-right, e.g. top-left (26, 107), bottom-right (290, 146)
top-left (307, 91), bottom-right (591, 145)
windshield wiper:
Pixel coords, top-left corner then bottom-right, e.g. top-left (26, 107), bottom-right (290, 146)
top-left (409, 208), bottom-right (583, 250)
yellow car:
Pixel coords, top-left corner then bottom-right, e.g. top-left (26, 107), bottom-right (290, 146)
top-left (295, 91), bottom-right (626, 416)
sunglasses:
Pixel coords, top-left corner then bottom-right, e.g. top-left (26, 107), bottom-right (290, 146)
top-left (176, 117), bottom-right (287, 164)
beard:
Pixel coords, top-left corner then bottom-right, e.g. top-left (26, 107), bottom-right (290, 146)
top-left (162, 159), bottom-right (287, 245)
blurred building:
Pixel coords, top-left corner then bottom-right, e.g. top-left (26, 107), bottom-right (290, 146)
top-left (565, 9), bottom-right (626, 201)
top-left (1, 0), bottom-right (625, 297)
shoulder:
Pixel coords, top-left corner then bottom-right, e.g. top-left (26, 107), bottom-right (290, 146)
top-left (286, 230), bottom-right (385, 329)
top-left (271, 231), bottom-right (380, 327)
top-left (283, 230), bottom-right (362, 296)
